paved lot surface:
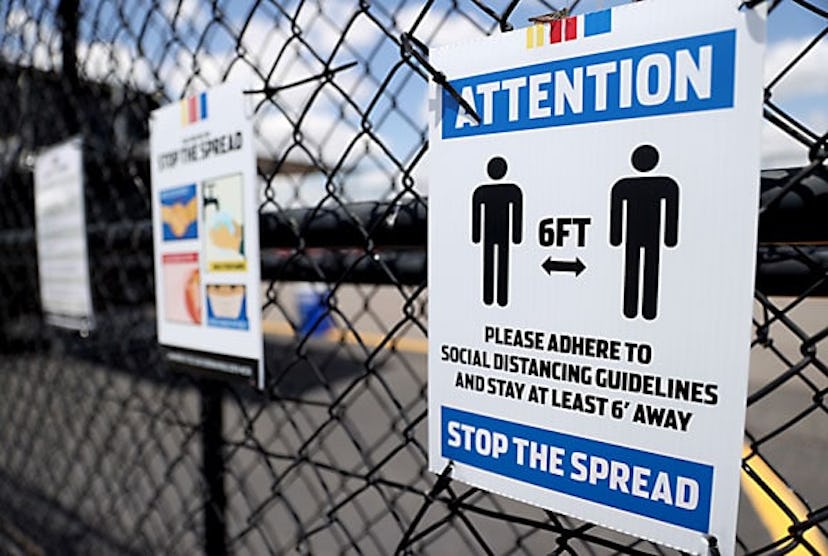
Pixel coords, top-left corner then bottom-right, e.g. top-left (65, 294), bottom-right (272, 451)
top-left (0, 293), bottom-right (824, 554)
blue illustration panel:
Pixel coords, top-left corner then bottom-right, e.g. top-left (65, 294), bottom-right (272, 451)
top-left (161, 184), bottom-right (198, 240)
top-left (206, 284), bottom-right (249, 330)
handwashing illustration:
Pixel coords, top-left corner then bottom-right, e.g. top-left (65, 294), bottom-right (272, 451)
top-left (203, 174), bottom-right (246, 272)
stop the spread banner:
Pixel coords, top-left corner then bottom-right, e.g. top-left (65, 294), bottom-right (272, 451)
top-left (150, 83), bottom-right (264, 389)
top-left (428, 0), bottom-right (765, 553)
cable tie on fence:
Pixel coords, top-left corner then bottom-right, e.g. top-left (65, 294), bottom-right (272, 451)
top-left (741, 0), bottom-right (787, 14)
top-left (429, 460), bottom-right (455, 500)
top-left (755, 324), bottom-right (771, 347)
top-left (705, 534), bottom-right (721, 556)
top-left (384, 204), bottom-right (401, 228)
top-left (400, 33), bottom-right (481, 124)
top-left (499, 0), bottom-right (520, 32)
top-left (801, 324), bottom-right (828, 356)
top-left (243, 61), bottom-right (358, 97)
top-left (528, 8), bottom-right (569, 24)
top-left (808, 131), bottom-right (828, 164)
top-left (739, 0), bottom-right (767, 9)
top-left (393, 461), bottom-right (454, 555)
top-left (468, 0), bottom-right (519, 31)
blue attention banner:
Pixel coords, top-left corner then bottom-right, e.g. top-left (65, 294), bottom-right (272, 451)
top-left (441, 406), bottom-right (713, 532)
top-left (442, 30), bottom-right (735, 139)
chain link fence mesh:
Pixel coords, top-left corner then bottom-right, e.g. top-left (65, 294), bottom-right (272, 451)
top-left (0, 0), bottom-right (826, 554)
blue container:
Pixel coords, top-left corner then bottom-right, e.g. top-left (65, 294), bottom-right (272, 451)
top-left (297, 288), bottom-right (332, 337)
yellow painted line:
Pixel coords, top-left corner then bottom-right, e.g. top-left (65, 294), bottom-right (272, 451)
top-left (741, 443), bottom-right (828, 553)
top-left (525, 26), bottom-right (535, 48)
top-left (262, 320), bottom-right (428, 354)
top-left (330, 328), bottom-right (428, 354)
top-left (262, 320), bottom-right (293, 336)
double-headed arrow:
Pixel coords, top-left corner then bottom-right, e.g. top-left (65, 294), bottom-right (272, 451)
top-left (541, 257), bottom-right (586, 277)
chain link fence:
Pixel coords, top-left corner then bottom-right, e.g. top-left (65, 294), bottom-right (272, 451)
top-left (0, 0), bottom-right (826, 554)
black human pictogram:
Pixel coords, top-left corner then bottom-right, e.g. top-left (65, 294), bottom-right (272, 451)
top-left (472, 156), bottom-right (523, 307)
top-left (609, 145), bottom-right (679, 320)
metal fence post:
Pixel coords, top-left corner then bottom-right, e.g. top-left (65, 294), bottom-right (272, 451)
top-left (201, 379), bottom-right (227, 556)
top-left (57, 0), bottom-right (80, 134)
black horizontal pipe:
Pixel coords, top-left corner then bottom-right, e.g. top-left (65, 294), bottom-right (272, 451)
top-left (758, 166), bottom-right (828, 245)
top-left (260, 246), bottom-right (828, 294)
top-left (259, 199), bottom-right (427, 249)
top-left (754, 245), bottom-right (828, 297)
top-left (256, 167), bottom-right (828, 249)
top-left (2, 167), bottom-right (826, 251)
top-left (261, 249), bottom-right (426, 286)
top-left (1, 168), bottom-right (826, 305)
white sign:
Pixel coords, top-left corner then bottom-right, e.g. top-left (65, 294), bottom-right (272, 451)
top-left (428, 1), bottom-right (764, 553)
top-left (34, 137), bottom-right (95, 332)
top-left (150, 83), bottom-right (264, 388)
